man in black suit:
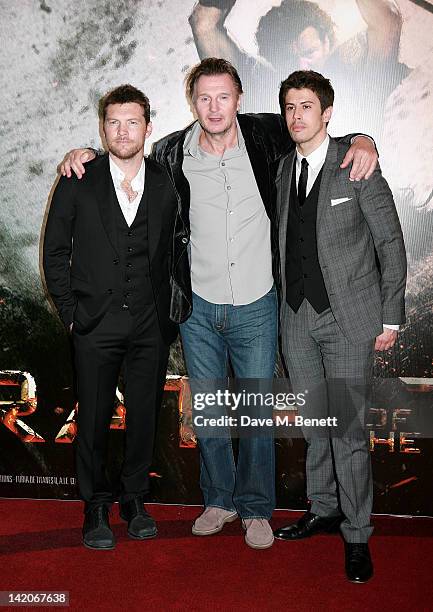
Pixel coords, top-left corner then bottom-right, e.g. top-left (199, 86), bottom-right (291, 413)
top-left (43, 85), bottom-right (178, 550)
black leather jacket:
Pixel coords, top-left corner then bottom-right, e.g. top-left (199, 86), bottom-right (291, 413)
top-left (150, 112), bottom-right (293, 323)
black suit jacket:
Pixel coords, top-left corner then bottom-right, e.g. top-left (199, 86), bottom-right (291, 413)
top-left (43, 154), bottom-right (178, 345)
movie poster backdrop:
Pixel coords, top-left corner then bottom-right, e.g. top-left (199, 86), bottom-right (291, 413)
top-left (0, 0), bottom-right (432, 514)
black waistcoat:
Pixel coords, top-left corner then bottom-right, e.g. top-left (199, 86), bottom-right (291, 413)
top-left (285, 161), bottom-right (330, 314)
top-left (109, 192), bottom-right (154, 313)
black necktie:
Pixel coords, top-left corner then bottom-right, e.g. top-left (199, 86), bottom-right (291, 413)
top-left (298, 158), bottom-right (308, 206)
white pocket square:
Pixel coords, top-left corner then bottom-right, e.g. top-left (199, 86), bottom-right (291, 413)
top-left (331, 197), bottom-right (352, 206)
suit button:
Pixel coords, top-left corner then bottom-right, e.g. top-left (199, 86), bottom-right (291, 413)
top-left (128, 247), bottom-right (133, 253)
top-left (300, 218), bottom-right (305, 223)
top-left (300, 237), bottom-right (304, 243)
top-left (303, 274), bottom-right (308, 279)
top-left (127, 231), bottom-right (133, 237)
top-left (127, 263), bottom-right (132, 268)
top-left (126, 277), bottom-right (131, 283)
top-left (302, 256), bottom-right (307, 260)
top-left (182, 237), bottom-right (188, 244)
top-left (122, 304), bottom-right (129, 310)
top-left (125, 292), bottom-right (131, 297)
top-left (113, 259), bottom-right (119, 265)
top-left (108, 289), bottom-right (113, 294)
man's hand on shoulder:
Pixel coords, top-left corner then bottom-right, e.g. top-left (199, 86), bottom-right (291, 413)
top-left (375, 328), bottom-right (397, 351)
top-left (59, 148), bottom-right (96, 179)
top-left (340, 136), bottom-right (378, 181)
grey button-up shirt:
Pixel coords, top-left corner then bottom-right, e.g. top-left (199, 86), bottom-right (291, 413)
top-left (183, 120), bottom-right (273, 305)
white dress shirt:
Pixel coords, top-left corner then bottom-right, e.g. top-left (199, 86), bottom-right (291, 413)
top-left (109, 156), bottom-right (145, 227)
top-left (295, 135), bottom-right (398, 333)
top-left (295, 134), bottom-right (329, 197)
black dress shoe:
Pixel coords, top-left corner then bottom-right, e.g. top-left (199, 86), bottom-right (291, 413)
top-left (274, 511), bottom-right (342, 540)
top-left (345, 543), bottom-right (373, 583)
top-left (120, 497), bottom-right (157, 539)
top-left (82, 505), bottom-right (115, 550)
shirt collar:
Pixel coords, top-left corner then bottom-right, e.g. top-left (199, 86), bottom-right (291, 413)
top-left (184, 119), bottom-right (245, 159)
top-left (109, 156), bottom-right (145, 190)
top-left (296, 135), bottom-right (329, 171)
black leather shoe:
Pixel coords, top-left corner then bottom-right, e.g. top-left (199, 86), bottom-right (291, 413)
top-left (345, 543), bottom-right (373, 583)
top-left (120, 497), bottom-right (157, 540)
top-left (82, 505), bottom-right (115, 550)
top-left (274, 511), bottom-right (342, 540)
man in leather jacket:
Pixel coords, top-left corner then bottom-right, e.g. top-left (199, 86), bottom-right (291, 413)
top-left (151, 59), bottom-right (377, 549)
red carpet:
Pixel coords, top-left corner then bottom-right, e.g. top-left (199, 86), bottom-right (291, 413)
top-left (1, 500), bottom-right (432, 611)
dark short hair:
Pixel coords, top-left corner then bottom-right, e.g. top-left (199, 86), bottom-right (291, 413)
top-left (256, 0), bottom-right (336, 68)
top-left (185, 57), bottom-right (243, 102)
top-left (99, 84), bottom-right (151, 123)
top-left (279, 70), bottom-right (334, 115)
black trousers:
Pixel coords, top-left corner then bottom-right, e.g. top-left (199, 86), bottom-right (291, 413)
top-left (72, 306), bottom-right (169, 509)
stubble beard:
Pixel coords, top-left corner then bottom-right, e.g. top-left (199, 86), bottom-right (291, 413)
top-left (108, 141), bottom-right (142, 160)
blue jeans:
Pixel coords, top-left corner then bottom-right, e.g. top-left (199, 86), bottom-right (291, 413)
top-left (180, 287), bottom-right (277, 519)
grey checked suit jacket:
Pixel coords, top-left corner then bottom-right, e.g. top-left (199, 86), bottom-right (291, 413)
top-left (276, 137), bottom-right (407, 344)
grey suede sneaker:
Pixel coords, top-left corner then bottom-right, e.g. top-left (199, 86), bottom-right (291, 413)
top-left (243, 518), bottom-right (274, 549)
top-left (192, 507), bottom-right (238, 536)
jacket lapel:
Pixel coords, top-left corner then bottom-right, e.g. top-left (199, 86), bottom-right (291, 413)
top-left (93, 155), bottom-right (120, 256)
top-left (277, 150), bottom-right (296, 291)
top-left (316, 137), bottom-right (338, 230)
top-left (245, 135), bottom-right (269, 209)
top-left (239, 115), bottom-right (271, 217)
top-left (144, 160), bottom-right (165, 264)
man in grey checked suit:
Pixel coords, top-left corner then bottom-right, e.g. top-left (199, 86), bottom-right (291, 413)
top-left (273, 71), bottom-right (406, 583)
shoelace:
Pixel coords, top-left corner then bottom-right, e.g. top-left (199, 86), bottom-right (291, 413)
top-left (88, 505), bottom-right (110, 525)
top-left (348, 544), bottom-right (368, 560)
